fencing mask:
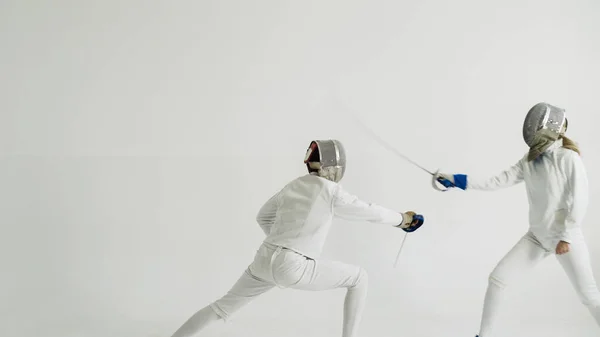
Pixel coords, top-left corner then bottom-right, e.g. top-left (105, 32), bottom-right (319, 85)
top-left (303, 140), bottom-right (346, 182)
top-left (523, 102), bottom-right (568, 161)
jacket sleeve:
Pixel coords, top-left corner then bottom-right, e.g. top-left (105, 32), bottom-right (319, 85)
top-left (255, 191), bottom-right (280, 235)
top-left (332, 185), bottom-right (405, 226)
top-left (466, 157), bottom-right (525, 191)
top-left (558, 151), bottom-right (589, 243)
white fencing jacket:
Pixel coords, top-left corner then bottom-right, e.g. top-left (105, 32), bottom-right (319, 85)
top-left (256, 174), bottom-right (404, 259)
top-left (467, 141), bottom-right (588, 247)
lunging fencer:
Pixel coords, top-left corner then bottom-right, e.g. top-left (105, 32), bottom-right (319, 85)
top-left (435, 103), bottom-right (600, 336)
top-left (169, 139), bottom-right (425, 337)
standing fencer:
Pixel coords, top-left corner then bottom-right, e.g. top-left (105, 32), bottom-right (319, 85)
top-left (169, 139), bottom-right (425, 337)
top-left (434, 103), bottom-right (600, 336)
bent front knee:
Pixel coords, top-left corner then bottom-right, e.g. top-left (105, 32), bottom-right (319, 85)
top-left (351, 267), bottom-right (368, 288)
top-left (488, 272), bottom-right (507, 290)
top-left (209, 303), bottom-right (229, 321)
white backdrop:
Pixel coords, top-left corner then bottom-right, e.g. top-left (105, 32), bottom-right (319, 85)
top-left (2, 1), bottom-right (600, 336)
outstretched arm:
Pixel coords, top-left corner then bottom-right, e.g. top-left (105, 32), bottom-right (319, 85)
top-left (332, 185), bottom-right (405, 226)
top-left (255, 191), bottom-right (280, 235)
top-left (467, 158), bottom-right (525, 190)
top-left (437, 157), bottom-right (525, 191)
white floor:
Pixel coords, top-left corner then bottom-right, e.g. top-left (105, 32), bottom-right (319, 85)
top-left (8, 312), bottom-right (596, 337)
top-left (190, 315), bottom-right (597, 337)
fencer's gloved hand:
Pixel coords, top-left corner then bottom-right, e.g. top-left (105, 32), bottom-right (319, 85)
top-left (396, 211), bottom-right (425, 233)
top-left (435, 173), bottom-right (468, 190)
top-left (555, 241), bottom-right (570, 255)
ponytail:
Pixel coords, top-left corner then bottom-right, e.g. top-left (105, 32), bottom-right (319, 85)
top-left (561, 135), bottom-right (581, 155)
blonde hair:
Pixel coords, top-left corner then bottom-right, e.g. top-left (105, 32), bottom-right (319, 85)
top-left (560, 135), bottom-right (581, 155)
top-left (528, 135), bottom-right (581, 161)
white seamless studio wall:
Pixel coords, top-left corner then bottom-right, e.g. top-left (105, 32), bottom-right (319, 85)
top-left (1, 1), bottom-right (599, 337)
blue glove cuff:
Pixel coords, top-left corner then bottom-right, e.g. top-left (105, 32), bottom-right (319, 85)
top-left (453, 174), bottom-right (468, 190)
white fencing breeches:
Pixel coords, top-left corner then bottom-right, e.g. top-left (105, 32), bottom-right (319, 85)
top-left (478, 230), bottom-right (600, 336)
top-left (170, 243), bottom-right (368, 337)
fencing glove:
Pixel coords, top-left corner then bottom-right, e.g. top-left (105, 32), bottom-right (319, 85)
top-left (396, 211), bottom-right (425, 233)
top-left (435, 173), bottom-right (468, 190)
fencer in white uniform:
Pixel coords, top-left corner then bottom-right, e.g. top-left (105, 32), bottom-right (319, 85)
top-left (435, 103), bottom-right (600, 337)
top-left (169, 139), bottom-right (425, 337)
